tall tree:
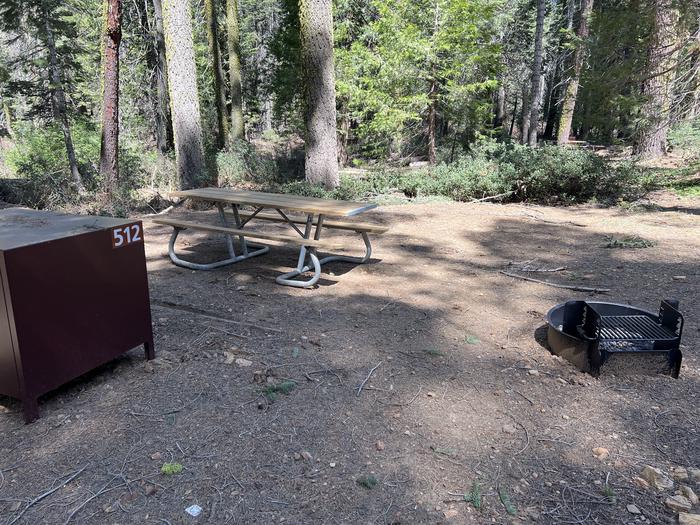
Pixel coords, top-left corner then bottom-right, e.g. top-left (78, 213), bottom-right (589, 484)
top-left (150, 0), bottom-right (173, 153)
top-left (44, 15), bottom-right (84, 191)
top-left (99, 0), bottom-right (122, 194)
top-left (162, 0), bottom-right (206, 188)
top-left (633, 0), bottom-right (679, 158)
top-left (227, 0), bottom-right (245, 141)
top-left (299, 0), bottom-right (339, 188)
top-left (205, 0), bottom-right (229, 148)
top-left (557, 0), bottom-right (594, 145)
top-left (525, 0), bottom-right (546, 146)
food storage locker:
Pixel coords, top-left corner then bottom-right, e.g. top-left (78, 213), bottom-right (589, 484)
top-left (0, 208), bottom-right (154, 422)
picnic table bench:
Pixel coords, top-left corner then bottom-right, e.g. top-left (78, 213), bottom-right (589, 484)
top-left (153, 189), bottom-right (387, 288)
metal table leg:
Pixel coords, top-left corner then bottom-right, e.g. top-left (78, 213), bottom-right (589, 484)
top-left (275, 213), bottom-right (323, 288)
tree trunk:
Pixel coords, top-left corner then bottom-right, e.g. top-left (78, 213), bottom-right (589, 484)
top-left (299, 0), bottom-right (339, 188)
top-left (162, 0), bottom-right (206, 189)
top-left (633, 0), bottom-right (678, 159)
top-left (205, 0), bottom-right (229, 148)
top-left (526, 0), bottom-right (546, 146)
top-left (520, 83), bottom-right (530, 142)
top-left (493, 84), bottom-right (506, 131)
top-left (226, 0), bottom-right (245, 141)
top-left (427, 75), bottom-right (437, 164)
top-left (44, 18), bottom-right (83, 192)
top-left (509, 95), bottom-right (518, 138)
top-left (151, 0), bottom-right (173, 152)
top-left (557, 0), bottom-right (594, 146)
top-left (99, 0), bottom-right (122, 195)
top-left (1, 99), bottom-right (13, 137)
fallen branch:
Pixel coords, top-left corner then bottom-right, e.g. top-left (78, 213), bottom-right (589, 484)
top-left (151, 300), bottom-right (282, 333)
top-left (499, 271), bottom-right (610, 293)
top-left (142, 204), bottom-right (175, 217)
top-left (518, 266), bottom-right (567, 273)
top-left (356, 362), bottom-right (382, 397)
top-left (471, 190), bottom-right (515, 203)
top-left (9, 465), bottom-right (88, 525)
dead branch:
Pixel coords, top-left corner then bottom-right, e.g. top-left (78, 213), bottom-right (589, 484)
top-left (151, 300), bottom-right (282, 333)
top-left (499, 271), bottom-right (610, 293)
top-left (9, 465), bottom-right (88, 525)
top-left (356, 362), bottom-right (382, 397)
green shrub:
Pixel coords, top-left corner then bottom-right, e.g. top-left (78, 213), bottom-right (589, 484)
top-left (217, 140), bottom-right (277, 186)
top-left (669, 121), bottom-right (700, 159)
top-left (5, 121), bottom-right (100, 208)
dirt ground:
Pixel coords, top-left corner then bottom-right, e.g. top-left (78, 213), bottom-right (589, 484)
top-left (1, 191), bottom-right (699, 524)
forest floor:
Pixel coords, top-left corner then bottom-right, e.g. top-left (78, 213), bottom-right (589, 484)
top-left (1, 190), bottom-right (699, 524)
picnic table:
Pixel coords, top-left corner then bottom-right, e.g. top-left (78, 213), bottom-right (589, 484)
top-left (154, 189), bottom-right (387, 288)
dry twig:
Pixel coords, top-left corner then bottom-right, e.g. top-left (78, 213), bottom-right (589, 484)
top-left (499, 271), bottom-right (610, 293)
top-left (356, 362), bottom-right (382, 397)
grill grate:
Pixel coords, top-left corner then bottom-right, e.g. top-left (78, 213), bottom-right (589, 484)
top-left (599, 315), bottom-right (677, 342)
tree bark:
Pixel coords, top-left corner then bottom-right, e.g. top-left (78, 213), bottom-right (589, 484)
top-left (205, 0), bottom-right (229, 148)
top-left (557, 0), bottom-right (594, 146)
top-left (299, 0), bottom-right (339, 188)
top-left (1, 99), bottom-right (13, 137)
top-left (525, 0), bottom-right (546, 146)
top-left (493, 84), bottom-right (506, 131)
top-left (427, 74), bottom-right (438, 164)
top-left (162, 0), bottom-right (206, 189)
top-left (226, 0), bottom-right (245, 141)
top-left (99, 0), bottom-right (122, 195)
top-left (151, 0), bottom-right (173, 152)
top-left (520, 83), bottom-right (530, 142)
top-left (44, 18), bottom-right (84, 191)
top-left (633, 0), bottom-right (678, 159)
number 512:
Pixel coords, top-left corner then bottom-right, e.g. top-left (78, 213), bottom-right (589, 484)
top-left (112, 223), bottom-right (142, 248)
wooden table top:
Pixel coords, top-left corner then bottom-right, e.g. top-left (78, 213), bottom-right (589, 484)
top-left (170, 188), bottom-right (377, 217)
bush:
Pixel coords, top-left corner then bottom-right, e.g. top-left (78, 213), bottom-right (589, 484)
top-left (5, 121), bottom-right (100, 208)
top-left (217, 140), bottom-right (277, 186)
top-left (273, 140), bottom-right (651, 205)
top-left (668, 121), bottom-right (700, 159)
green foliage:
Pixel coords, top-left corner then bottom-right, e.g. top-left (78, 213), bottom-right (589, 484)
top-left (356, 474), bottom-right (378, 489)
top-left (669, 121), bottom-right (700, 160)
top-left (465, 481), bottom-right (482, 510)
top-left (262, 380), bottom-right (297, 402)
top-left (160, 462), bottom-right (184, 475)
top-left (603, 235), bottom-right (655, 249)
top-left (217, 140), bottom-right (278, 186)
top-left (498, 486), bottom-right (517, 515)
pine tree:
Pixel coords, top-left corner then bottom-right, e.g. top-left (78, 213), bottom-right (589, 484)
top-left (227, 0), bottom-right (245, 141)
top-left (557, 0), bottom-right (594, 145)
top-left (162, 0), bottom-right (206, 188)
top-left (633, 0), bottom-right (679, 158)
top-left (205, 0), bottom-right (229, 148)
top-left (299, 0), bottom-right (339, 188)
top-left (151, 0), bottom-right (174, 153)
top-left (99, 0), bottom-right (122, 194)
top-left (525, 0), bottom-right (546, 146)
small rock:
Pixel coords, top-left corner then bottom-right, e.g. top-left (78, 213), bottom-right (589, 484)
top-left (103, 504), bottom-right (115, 514)
top-left (689, 468), bottom-right (700, 482)
top-left (329, 462), bottom-right (336, 468)
top-left (426, 391), bottom-right (436, 397)
top-left (224, 352), bottom-right (236, 365)
top-left (681, 485), bottom-right (699, 505)
top-left (679, 513), bottom-right (700, 525)
top-left (528, 369), bottom-right (539, 376)
top-left (641, 465), bottom-right (674, 490)
top-left (556, 378), bottom-right (568, 385)
top-left (502, 424), bottom-right (517, 435)
top-left (632, 477), bottom-right (650, 490)
top-left (675, 467), bottom-right (690, 481)
top-left (235, 358), bottom-right (253, 367)
top-left (627, 504), bottom-right (642, 514)
top-left (293, 452), bottom-right (301, 461)
top-left (300, 451), bottom-right (312, 461)
top-left (145, 484), bottom-right (158, 497)
top-left (665, 495), bottom-right (692, 513)
top-left (375, 440), bottom-right (385, 451)
top-left (562, 414), bottom-right (570, 420)
top-left (443, 508), bottom-right (459, 519)
top-left (149, 452), bottom-right (162, 461)
top-left (253, 370), bottom-right (266, 384)
top-left (592, 447), bottom-right (610, 460)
